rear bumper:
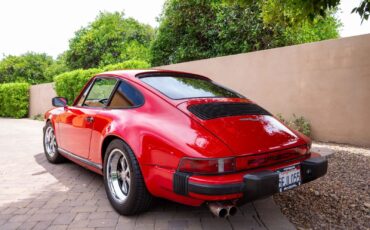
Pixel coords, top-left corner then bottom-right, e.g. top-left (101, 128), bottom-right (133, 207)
top-left (174, 155), bottom-right (328, 202)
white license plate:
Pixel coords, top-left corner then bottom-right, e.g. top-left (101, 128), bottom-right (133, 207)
top-left (277, 165), bottom-right (301, 192)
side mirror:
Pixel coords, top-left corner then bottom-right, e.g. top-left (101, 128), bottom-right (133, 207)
top-left (52, 97), bottom-right (68, 107)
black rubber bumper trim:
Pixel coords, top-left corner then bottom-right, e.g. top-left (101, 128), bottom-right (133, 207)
top-left (173, 172), bottom-right (191, 195)
top-left (185, 170), bottom-right (278, 198)
top-left (174, 156), bottom-right (328, 198)
top-left (242, 170), bottom-right (279, 202)
top-left (301, 156), bottom-right (328, 183)
top-left (188, 182), bottom-right (244, 195)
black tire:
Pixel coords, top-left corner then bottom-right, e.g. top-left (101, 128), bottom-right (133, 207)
top-left (103, 139), bottom-right (153, 215)
top-left (43, 121), bottom-right (65, 163)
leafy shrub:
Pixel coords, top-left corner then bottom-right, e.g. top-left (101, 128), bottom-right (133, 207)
top-left (0, 83), bottom-right (29, 118)
top-left (276, 114), bottom-right (311, 137)
top-left (54, 60), bottom-right (150, 104)
top-left (54, 68), bottom-right (101, 104)
top-left (102, 60), bottom-right (150, 71)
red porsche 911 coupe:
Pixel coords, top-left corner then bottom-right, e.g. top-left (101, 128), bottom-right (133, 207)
top-left (43, 70), bottom-right (327, 217)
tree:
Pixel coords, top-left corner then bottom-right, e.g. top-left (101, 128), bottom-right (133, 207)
top-left (151, 0), bottom-right (340, 66)
top-left (0, 52), bottom-right (54, 84)
top-left (44, 52), bottom-right (70, 82)
top-left (282, 12), bottom-right (340, 45)
top-left (352, 0), bottom-right (370, 23)
top-left (65, 12), bottom-right (154, 69)
top-left (227, 0), bottom-right (369, 25)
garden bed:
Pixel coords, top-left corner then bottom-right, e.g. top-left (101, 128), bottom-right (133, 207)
top-left (274, 143), bottom-right (370, 230)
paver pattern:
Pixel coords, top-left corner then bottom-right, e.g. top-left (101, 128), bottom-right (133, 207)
top-left (0, 119), bottom-right (294, 230)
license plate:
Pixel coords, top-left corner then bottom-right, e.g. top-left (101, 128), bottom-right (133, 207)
top-left (277, 165), bottom-right (301, 192)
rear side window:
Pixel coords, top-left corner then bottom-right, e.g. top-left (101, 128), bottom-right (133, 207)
top-left (108, 80), bottom-right (144, 108)
top-left (140, 75), bottom-right (242, 100)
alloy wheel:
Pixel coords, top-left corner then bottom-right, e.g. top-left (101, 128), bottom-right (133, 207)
top-left (106, 148), bottom-right (131, 203)
top-left (44, 126), bottom-right (57, 157)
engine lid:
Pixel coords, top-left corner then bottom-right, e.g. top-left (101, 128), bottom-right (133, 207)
top-left (177, 99), bottom-right (307, 155)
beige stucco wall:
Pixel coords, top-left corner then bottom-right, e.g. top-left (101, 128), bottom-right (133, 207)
top-left (158, 34), bottom-right (370, 147)
top-left (29, 83), bottom-right (56, 117)
top-left (28, 34), bottom-right (370, 146)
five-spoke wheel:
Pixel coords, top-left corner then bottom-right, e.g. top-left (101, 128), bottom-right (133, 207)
top-left (44, 126), bottom-right (57, 157)
top-left (106, 149), bottom-right (131, 203)
top-left (103, 139), bottom-right (153, 215)
top-left (43, 122), bottom-right (65, 163)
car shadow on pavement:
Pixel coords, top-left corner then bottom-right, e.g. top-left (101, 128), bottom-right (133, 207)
top-left (0, 152), bottom-right (275, 230)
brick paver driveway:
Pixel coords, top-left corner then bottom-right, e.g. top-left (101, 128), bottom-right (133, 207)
top-left (0, 119), bottom-right (294, 230)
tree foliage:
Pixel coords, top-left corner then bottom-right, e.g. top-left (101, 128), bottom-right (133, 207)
top-left (282, 14), bottom-right (340, 44)
top-left (352, 0), bottom-right (370, 23)
top-left (227, 0), bottom-right (369, 25)
top-left (0, 52), bottom-right (56, 84)
top-left (151, 0), bottom-right (340, 66)
top-left (44, 52), bottom-right (70, 82)
top-left (65, 12), bottom-right (154, 69)
top-left (259, 0), bottom-right (340, 26)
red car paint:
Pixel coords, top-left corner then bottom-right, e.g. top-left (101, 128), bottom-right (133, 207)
top-left (45, 69), bottom-right (325, 207)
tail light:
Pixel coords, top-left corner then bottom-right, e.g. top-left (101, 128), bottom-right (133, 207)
top-left (178, 144), bottom-right (310, 174)
top-left (178, 157), bottom-right (235, 174)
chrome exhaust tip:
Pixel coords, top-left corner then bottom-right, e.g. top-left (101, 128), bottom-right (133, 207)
top-left (226, 204), bottom-right (238, 216)
top-left (208, 202), bottom-right (237, 218)
top-left (208, 202), bottom-right (228, 218)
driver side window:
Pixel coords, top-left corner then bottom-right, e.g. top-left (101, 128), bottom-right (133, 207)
top-left (83, 78), bottom-right (117, 108)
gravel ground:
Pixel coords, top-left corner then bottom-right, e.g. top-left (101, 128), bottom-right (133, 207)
top-left (274, 142), bottom-right (370, 230)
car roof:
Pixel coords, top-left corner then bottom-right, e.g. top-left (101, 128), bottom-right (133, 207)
top-left (98, 69), bottom-right (160, 77)
top-left (94, 69), bottom-right (213, 106)
top-left (97, 69), bottom-right (210, 81)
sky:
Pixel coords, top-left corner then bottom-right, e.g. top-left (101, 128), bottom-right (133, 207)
top-left (0, 0), bottom-right (369, 59)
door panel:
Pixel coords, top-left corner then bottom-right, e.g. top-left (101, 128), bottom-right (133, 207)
top-left (88, 111), bottom-right (112, 163)
top-left (57, 77), bottom-right (118, 159)
top-left (88, 79), bottom-right (146, 163)
top-left (58, 107), bottom-right (96, 158)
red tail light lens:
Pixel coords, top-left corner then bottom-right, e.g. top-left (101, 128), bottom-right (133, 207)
top-left (178, 157), bottom-right (235, 174)
top-left (235, 145), bottom-right (310, 171)
top-left (178, 145), bottom-right (310, 174)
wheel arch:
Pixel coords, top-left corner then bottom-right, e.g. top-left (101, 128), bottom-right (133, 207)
top-left (101, 134), bottom-right (138, 165)
top-left (101, 135), bottom-right (120, 163)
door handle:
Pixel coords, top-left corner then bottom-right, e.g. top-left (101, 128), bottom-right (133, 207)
top-left (85, 116), bottom-right (94, 123)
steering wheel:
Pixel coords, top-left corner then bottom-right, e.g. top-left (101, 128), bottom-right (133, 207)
top-left (99, 98), bottom-right (108, 105)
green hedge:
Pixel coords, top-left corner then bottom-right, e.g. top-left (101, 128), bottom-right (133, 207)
top-left (101, 60), bottom-right (150, 71)
top-left (54, 68), bottom-right (101, 104)
top-left (0, 83), bottom-right (30, 118)
top-left (54, 60), bottom-right (150, 104)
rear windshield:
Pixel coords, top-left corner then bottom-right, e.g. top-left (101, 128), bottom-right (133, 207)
top-left (139, 75), bottom-right (242, 100)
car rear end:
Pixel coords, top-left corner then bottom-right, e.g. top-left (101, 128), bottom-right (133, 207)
top-left (137, 71), bottom-right (328, 216)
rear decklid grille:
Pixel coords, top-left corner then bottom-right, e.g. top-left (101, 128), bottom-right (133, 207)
top-left (188, 102), bottom-right (271, 120)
